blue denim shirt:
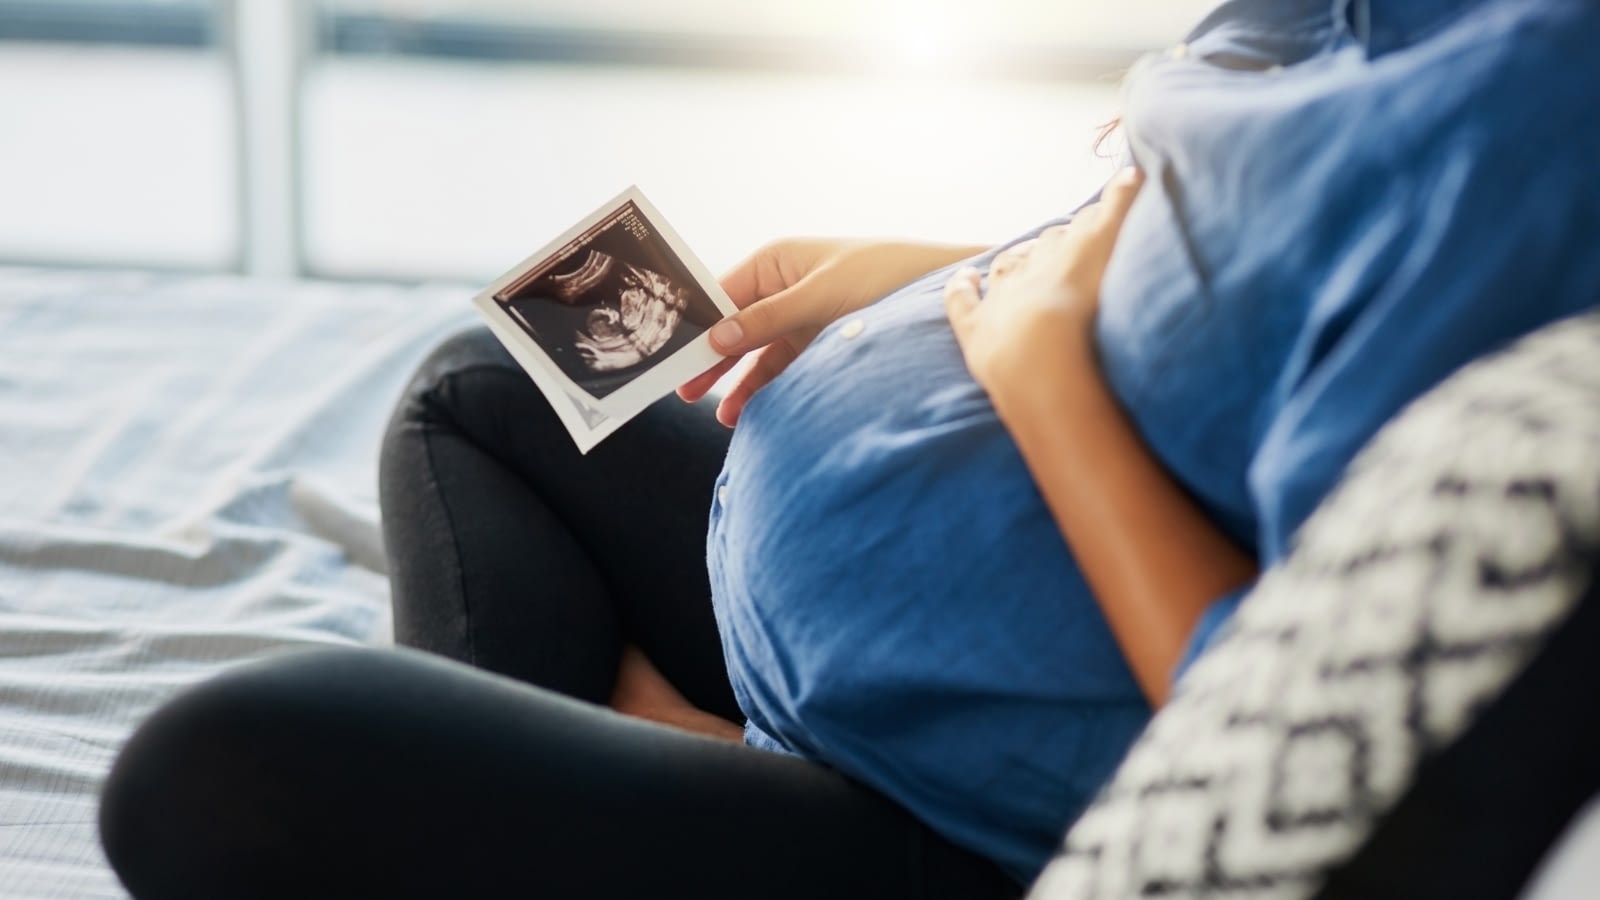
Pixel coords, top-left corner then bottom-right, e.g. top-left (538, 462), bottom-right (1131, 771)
top-left (708, 0), bottom-right (1600, 884)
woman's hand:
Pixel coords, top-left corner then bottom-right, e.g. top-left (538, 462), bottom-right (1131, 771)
top-left (942, 167), bottom-right (1257, 707)
top-left (678, 238), bottom-right (991, 427)
top-left (944, 167), bottom-right (1144, 403)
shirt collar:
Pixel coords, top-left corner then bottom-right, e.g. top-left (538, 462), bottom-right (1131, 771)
top-left (1182, 0), bottom-right (1489, 63)
top-left (1189, 0), bottom-right (1334, 41)
top-left (1336, 0), bottom-right (1485, 56)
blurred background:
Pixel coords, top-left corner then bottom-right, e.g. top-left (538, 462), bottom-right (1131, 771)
top-left (0, 0), bottom-right (1213, 281)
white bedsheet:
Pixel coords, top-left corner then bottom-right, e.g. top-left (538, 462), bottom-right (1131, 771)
top-left (0, 267), bottom-right (475, 898)
top-left (4, 267), bottom-right (1597, 898)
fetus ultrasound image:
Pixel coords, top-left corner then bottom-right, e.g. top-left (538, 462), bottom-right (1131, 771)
top-left (494, 202), bottom-right (723, 400)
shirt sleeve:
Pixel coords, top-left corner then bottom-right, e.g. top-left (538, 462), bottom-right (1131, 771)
top-left (1173, 583), bottom-right (1250, 684)
top-left (1246, 146), bottom-right (1600, 564)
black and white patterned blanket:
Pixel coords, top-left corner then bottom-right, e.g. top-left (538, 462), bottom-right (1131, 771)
top-left (1032, 310), bottom-right (1600, 900)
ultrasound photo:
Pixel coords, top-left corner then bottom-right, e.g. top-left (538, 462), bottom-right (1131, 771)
top-left (472, 186), bottom-right (736, 453)
top-left (492, 199), bottom-right (724, 401)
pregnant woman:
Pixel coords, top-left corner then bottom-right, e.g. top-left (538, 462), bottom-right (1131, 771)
top-left (99, 1), bottom-right (1600, 898)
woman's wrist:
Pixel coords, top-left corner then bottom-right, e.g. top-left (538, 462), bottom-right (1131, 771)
top-left (877, 240), bottom-right (994, 287)
top-left (975, 309), bottom-right (1101, 424)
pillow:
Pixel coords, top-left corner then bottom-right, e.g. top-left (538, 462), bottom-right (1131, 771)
top-left (1030, 309), bottom-right (1600, 900)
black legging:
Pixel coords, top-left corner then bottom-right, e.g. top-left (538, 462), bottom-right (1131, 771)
top-left (98, 327), bottom-right (1022, 900)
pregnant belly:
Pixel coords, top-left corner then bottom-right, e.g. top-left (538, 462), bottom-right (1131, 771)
top-left (705, 267), bottom-right (1148, 880)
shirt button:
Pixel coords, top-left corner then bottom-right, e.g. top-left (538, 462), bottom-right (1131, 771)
top-left (718, 485), bottom-right (729, 505)
top-left (840, 318), bottom-right (866, 339)
top-left (1167, 42), bottom-right (1190, 60)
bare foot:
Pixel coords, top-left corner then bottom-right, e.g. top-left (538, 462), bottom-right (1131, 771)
top-left (610, 645), bottom-right (744, 742)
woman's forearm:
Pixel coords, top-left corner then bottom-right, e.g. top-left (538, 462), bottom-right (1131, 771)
top-left (941, 169), bottom-right (1235, 704)
top-left (989, 331), bottom-right (1257, 707)
top-left (890, 241), bottom-right (996, 272)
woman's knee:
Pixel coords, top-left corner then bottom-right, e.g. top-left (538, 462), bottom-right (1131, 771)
top-left (386, 326), bottom-right (518, 430)
top-left (99, 648), bottom-right (381, 898)
top-left (379, 326), bottom-right (564, 464)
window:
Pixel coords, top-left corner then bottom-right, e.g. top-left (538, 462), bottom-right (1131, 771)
top-left (0, 1), bottom-right (236, 270)
top-left (0, 0), bottom-right (1212, 278)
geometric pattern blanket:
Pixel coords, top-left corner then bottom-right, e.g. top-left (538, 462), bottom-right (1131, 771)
top-left (1030, 309), bottom-right (1600, 900)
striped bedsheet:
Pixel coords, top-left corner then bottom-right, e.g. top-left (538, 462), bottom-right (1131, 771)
top-left (0, 267), bottom-right (473, 898)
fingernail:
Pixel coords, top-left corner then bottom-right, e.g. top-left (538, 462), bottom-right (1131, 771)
top-left (711, 318), bottom-right (743, 350)
top-left (1115, 166), bottom-right (1143, 185)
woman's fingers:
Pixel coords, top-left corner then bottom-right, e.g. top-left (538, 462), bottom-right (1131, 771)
top-left (1037, 167), bottom-right (1142, 247)
top-left (708, 280), bottom-right (821, 355)
top-left (1095, 167), bottom-right (1145, 235)
top-left (676, 355), bottom-right (739, 402)
top-left (717, 241), bottom-right (796, 311)
top-left (1032, 168), bottom-right (1144, 270)
top-left (1067, 205), bottom-right (1103, 231)
top-left (939, 169), bottom-right (1141, 392)
top-left (989, 240), bottom-right (1035, 279)
top-left (683, 245), bottom-right (806, 400)
top-left (943, 266), bottom-right (983, 326)
top-left (714, 394), bottom-right (746, 428)
top-left (715, 342), bottom-right (800, 427)
top-left (717, 249), bottom-right (765, 310)
top-left (684, 265), bottom-right (822, 401)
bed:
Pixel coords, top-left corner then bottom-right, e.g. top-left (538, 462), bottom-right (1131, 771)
top-left (2, 266), bottom-right (1597, 899)
top-left (0, 267), bottom-right (474, 898)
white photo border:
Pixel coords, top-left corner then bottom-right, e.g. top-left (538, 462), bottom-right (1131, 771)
top-left (472, 185), bottom-right (737, 451)
top-left (477, 313), bottom-right (624, 454)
